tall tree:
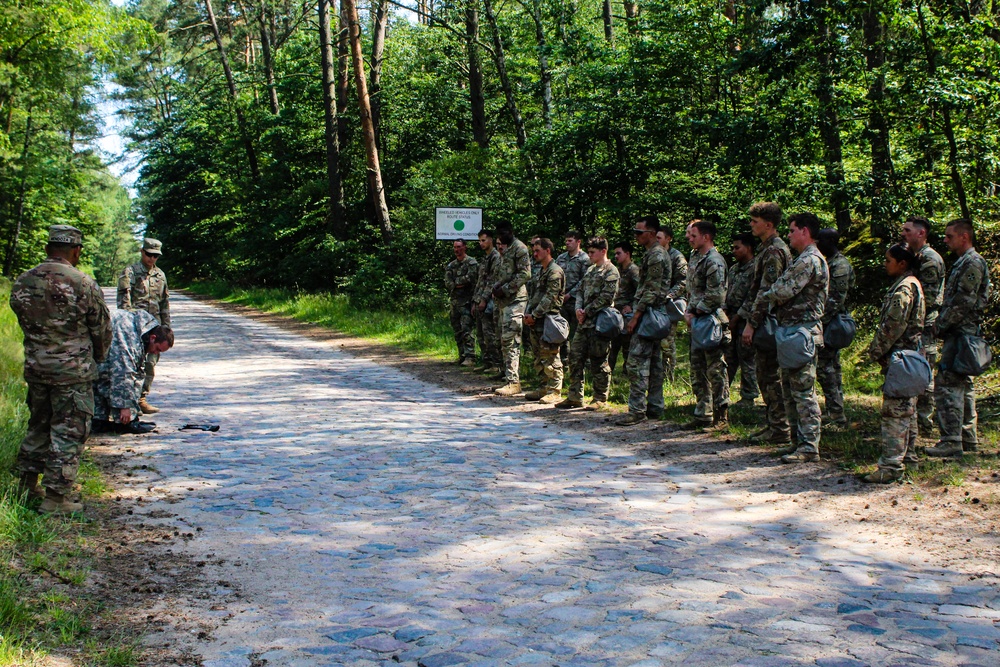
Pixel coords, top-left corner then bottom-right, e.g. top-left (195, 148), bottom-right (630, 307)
top-left (862, 1), bottom-right (894, 237)
top-left (258, 0), bottom-right (280, 114)
top-left (466, 0), bottom-right (488, 148)
top-left (318, 0), bottom-right (346, 237)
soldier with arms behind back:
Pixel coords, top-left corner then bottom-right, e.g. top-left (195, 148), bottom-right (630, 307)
top-left (725, 233), bottom-right (759, 407)
top-left (556, 230), bottom-right (591, 364)
top-left (118, 238), bottom-right (170, 414)
top-left (816, 228), bottom-right (855, 428)
top-left (610, 241), bottom-right (641, 373)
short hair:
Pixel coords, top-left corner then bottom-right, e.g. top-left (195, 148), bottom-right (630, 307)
top-left (614, 241), bottom-right (634, 255)
top-left (887, 243), bottom-right (922, 272)
top-left (749, 201), bottom-right (782, 225)
top-left (733, 232), bottom-right (756, 250)
top-left (905, 215), bottom-right (931, 235)
top-left (533, 237), bottom-right (555, 254)
top-left (478, 229), bottom-right (494, 240)
top-left (496, 221), bottom-right (513, 233)
top-left (946, 218), bottom-right (975, 243)
top-left (659, 226), bottom-right (674, 239)
top-left (454, 239), bottom-right (467, 247)
top-left (635, 215), bottom-right (660, 233)
top-left (587, 237), bottom-right (608, 251)
top-left (143, 325), bottom-right (175, 349)
top-left (788, 212), bottom-right (821, 240)
top-left (565, 230), bottom-right (584, 241)
top-left (816, 228), bottom-right (840, 258)
top-left (690, 220), bottom-right (717, 239)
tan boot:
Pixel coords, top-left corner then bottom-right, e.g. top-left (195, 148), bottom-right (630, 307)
top-left (39, 494), bottom-right (84, 515)
top-left (862, 468), bottom-right (902, 484)
top-left (781, 450), bottom-right (820, 464)
top-left (18, 473), bottom-right (45, 501)
top-left (555, 399), bottom-right (584, 409)
top-left (494, 382), bottom-right (522, 396)
top-left (461, 358), bottom-right (475, 367)
top-left (617, 412), bottom-right (647, 426)
top-left (138, 397), bottom-right (160, 414)
top-left (584, 401), bottom-right (607, 411)
top-left (538, 391), bottom-right (563, 405)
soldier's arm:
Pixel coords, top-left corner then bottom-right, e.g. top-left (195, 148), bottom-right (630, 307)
top-left (87, 281), bottom-right (113, 362)
top-left (634, 257), bottom-right (665, 313)
top-left (532, 272), bottom-right (562, 318)
top-left (938, 260), bottom-right (985, 333)
top-left (117, 267), bottom-right (133, 310)
top-left (508, 247), bottom-right (531, 294)
top-left (690, 260), bottom-right (726, 315)
top-left (665, 257), bottom-right (684, 298)
top-left (823, 262), bottom-right (851, 323)
top-left (866, 289), bottom-right (912, 362)
top-left (160, 276), bottom-right (171, 328)
top-left (460, 258), bottom-right (477, 288)
top-left (920, 258), bottom-right (944, 308)
top-left (586, 270), bottom-right (619, 318)
top-left (746, 249), bottom-right (785, 326)
top-left (444, 263), bottom-right (456, 294)
top-left (761, 258), bottom-right (810, 307)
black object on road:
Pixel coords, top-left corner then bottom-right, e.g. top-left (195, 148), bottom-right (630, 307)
top-left (179, 424), bottom-right (220, 432)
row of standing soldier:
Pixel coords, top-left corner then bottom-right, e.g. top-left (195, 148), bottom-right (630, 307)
top-left (445, 205), bottom-right (992, 483)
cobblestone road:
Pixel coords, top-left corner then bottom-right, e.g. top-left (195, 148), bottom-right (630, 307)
top-left (123, 294), bottom-right (999, 666)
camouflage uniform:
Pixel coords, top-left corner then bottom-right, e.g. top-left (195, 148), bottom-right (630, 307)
top-left (724, 258), bottom-right (758, 401)
top-left (739, 234), bottom-right (793, 440)
top-left (626, 245), bottom-right (672, 416)
top-left (527, 262), bottom-right (566, 393)
top-left (915, 244), bottom-right (945, 433)
top-left (556, 249), bottom-right (591, 361)
top-left (610, 260), bottom-right (641, 372)
top-left (473, 247), bottom-right (501, 367)
top-left (118, 253), bottom-right (170, 398)
top-left (94, 310), bottom-right (159, 422)
top-left (444, 254), bottom-right (479, 361)
top-left (866, 274), bottom-right (925, 472)
top-left (660, 246), bottom-right (688, 382)
top-left (10, 246), bottom-right (112, 497)
top-left (934, 248), bottom-right (991, 450)
top-left (760, 243), bottom-right (829, 455)
top-left (567, 261), bottom-right (620, 403)
top-left (817, 251), bottom-right (856, 424)
top-left (493, 238), bottom-right (532, 384)
top-left (687, 247), bottom-right (730, 423)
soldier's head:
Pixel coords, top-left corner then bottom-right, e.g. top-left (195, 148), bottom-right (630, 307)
top-left (614, 241), bottom-right (633, 267)
top-left (496, 221), bottom-right (515, 245)
top-left (633, 216), bottom-right (660, 250)
top-left (733, 232), bottom-right (756, 263)
top-left (655, 225), bottom-right (672, 250)
top-left (453, 239), bottom-right (468, 259)
top-left (478, 229), bottom-right (495, 252)
top-left (787, 212), bottom-right (820, 253)
top-left (749, 201), bottom-right (782, 239)
top-left (46, 225), bottom-right (84, 266)
top-left (532, 237), bottom-right (555, 264)
top-left (885, 243), bottom-right (921, 278)
top-left (901, 216), bottom-right (931, 250)
top-left (143, 326), bottom-right (175, 355)
top-left (944, 218), bottom-right (975, 254)
top-left (686, 220), bottom-right (716, 253)
top-left (565, 230), bottom-right (584, 254)
top-left (816, 228), bottom-right (840, 259)
top-left (141, 238), bottom-right (163, 269)
top-left (586, 237), bottom-right (608, 265)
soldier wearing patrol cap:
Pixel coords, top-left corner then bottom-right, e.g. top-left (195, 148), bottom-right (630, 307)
top-left (9, 225), bottom-right (112, 514)
top-left (118, 237), bottom-right (171, 414)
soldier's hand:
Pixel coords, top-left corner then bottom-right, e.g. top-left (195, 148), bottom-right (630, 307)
top-left (478, 300), bottom-right (487, 312)
top-left (119, 408), bottom-right (132, 424)
top-left (621, 305), bottom-right (632, 315)
top-left (627, 311), bottom-right (640, 334)
top-left (576, 309), bottom-right (586, 325)
top-left (524, 314), bottom-right (535, 327)
top-left (492, 285), bottom-right (504, 299)
top-left (684, 313), bottom-right (694, 327)
top-left (741, 324), bottom-right (754, 347)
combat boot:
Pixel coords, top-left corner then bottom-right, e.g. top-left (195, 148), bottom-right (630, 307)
top-left (538, 390), bottom-right (563, 405)
top-left (781, 450), bottom-right (820, 464)
top-left (645, 408), bottom-right (663, 419)
top-left (38, 494), bottom-right (83, 515)
top-left (617, 412), bottom-right (647, 427)
top-left (138, 397), bottom-right (160, 414)
top-left (680, 418), bottom-right (713, 431)
top-left (735, 397), bottom-right (757, 409)
top-left (924, 442), bottom-right (964, 459)
top-left (712, 406), bottom-right (729, 428)
top-left (555, 399), bottom-right (584, 409)
top-left (825, 414), bottom-right (847, 429)
top-left (862, 468), bottom-right (902, 484)
top-left (584, 401), bottom-right (607, 411)
top-left (494, 382), bottom-right (522, 396)
top-left (963, 442), bottom-right (978, 454)
top-left (461, 358), bottom-right (475, 367)
top-left (18, 473), bottom-right (44, 501)
top-left (524, 388), bottom-right (547, 401)
top-left (750, 428), bottom-right (791, 445)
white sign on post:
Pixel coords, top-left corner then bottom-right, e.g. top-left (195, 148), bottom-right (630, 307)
top-left (435, 207), bottom-right (483, 240)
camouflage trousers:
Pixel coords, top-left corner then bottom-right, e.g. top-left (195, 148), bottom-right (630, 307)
top-left (917, 331), bottom-right (938, 432)
top-left (780, 355), bottom-right (820, 453)
top-left (529, 322), bottom-right (564, 392)
top-left (755, 346), bottom-right (789, 438)
top-left (660, 324), bottom-right (678, 382)
top-left (17, 381), bottom-right (93, 496)
top-left (627, 335), bottom-right (665, 415)
top-left (141, 352), bottom-right (159, 397)
top-left (879, 394), bottom-right (918, 472)
top-left (475, 307), bottom-right (500, 367)
top-left (817, 345), bottom-right (845, 421)
top-left (724, 334), bottom-right (758, 401)
top-left (567, 327), bottom-right (612, 402)
top-left (609, 332), bottom-right (631, 374)
top-left (449, 301), bottom-right (476, 360)
top-left (934, 368), bottom-right (978, 447)
top-left (498, 300), bottom-right (526, 383)
top-left (690, 333), bottom-right (730, 421)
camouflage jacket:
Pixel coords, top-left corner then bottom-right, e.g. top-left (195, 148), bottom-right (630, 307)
top-left (937, 248), bottom-right (991, 337)
top-left (473, 248), bottom-right (501, 304)
top-left (493, 238), bottom-right (531, 305)
top-left (614, 261), bottom-right (641, 311)
top-left (866, 274), bottom-right (925, 364)
top-left (761, 244), bottom-right (829, 327)
top-left (822, 251), bottom-right (855, 326)
top-left (725, 259), bottom-right (754, 316)
top-left (556, 250), bottom-right (590, 303)
top-left (528, 261), bottom-right (565, 318)
top-left (10, 258), bottom-right (112, 384)
top-left (916, 244), bottom-right (945, 326)
top-left (687, 247), bottom-right (729, 323)
top-left (739, 233), bottom-right (792, 328)
top-left (118, 261), bottom-right (171, 327)
top-left (97, 310), bottom-right (158, 412)
top-left (445, 255), bottom-right (478, 305)
top-left (634, 244), bottom-right (672, 313)
top-left (578, 261), bottom-right (620, 328)
top-left (666, 246), bottom-right (688, 299)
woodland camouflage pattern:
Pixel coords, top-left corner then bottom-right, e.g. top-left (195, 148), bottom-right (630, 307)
top-left (627, 244), bottom-right (671, 415)
top-left (527, 262), bottom-right (566, 392)
top-left (494, 238), bottom-right (531, 383)
top-left (687, 247), bottom-right (730, 422)
top-left (567, 261), bottom-right (620, 403)
top-left (818, 251), bottom-right (855, 423)
top-left (474, 247), bottom-right (501, 367)
top-left (118, 261), bottom-right (171, 326)
top-left (94, 310), bottom-right (159, 422)
top-left (445, 255), bottom-right (479, 360)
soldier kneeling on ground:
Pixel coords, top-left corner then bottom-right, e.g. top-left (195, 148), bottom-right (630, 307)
top-left (92, 309), bottom-right (174, 435)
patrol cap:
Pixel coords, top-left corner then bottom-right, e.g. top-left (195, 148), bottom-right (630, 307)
top-left (48, 225), bottom-right (83, 246)
top-left (142, 238), bottom-right (163, 255)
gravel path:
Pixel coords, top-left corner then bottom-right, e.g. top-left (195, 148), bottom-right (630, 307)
top-left (118, 293), bottom-right (999, 667)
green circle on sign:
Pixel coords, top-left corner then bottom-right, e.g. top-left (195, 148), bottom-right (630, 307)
top-left (454, 220), bottom-right (465, 231)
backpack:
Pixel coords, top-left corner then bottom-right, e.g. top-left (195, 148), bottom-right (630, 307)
top-left (595, 307), bottom-right (625, 339)
top-left (884, 349), bottom-right (933, 398)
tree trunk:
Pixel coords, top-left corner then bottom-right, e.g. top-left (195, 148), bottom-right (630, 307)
top-left (258, 1), bottom-right (280, 115)
top-left (814, 0), bottom-right (851, 234)
top-left (318, 0), bottom-right (346, 238)
top-left (602, 0), bottom-right (614, 42)
top-left (466, 1), bottom-right (488, 148)
top-left (623, 1), bottom-right (639, 35)
top-left (337, 0), bottom-right (351, 151)
top-left (343, 0), bottom-right (392, 242)
top-left (204, 0), bottom-right (261, 182)
top-left (3, 111), bottom-right (32, 277)
top-left (483, 0), bottom-right (527, 148)
top-left (370, 0), bottom-right (389, 150)
top-left (528, 0), bottom-right (553, 129)
top-left (862, 4), bottom-right (894, 239)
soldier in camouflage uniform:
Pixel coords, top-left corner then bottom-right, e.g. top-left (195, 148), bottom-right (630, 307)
top-left (619, 216), bottom-right (672, 426)
top-left (9, 225), bottom-right (112, 514)
top-left (901, 216), bottom-right (945, 435)
top-left (683, 221), bottom-right (730, 428)
top-left (724, 233), bottom-right (759, 406)
top-left (926, 219), bottom-right (992, 458)
top-left (610, 241), bottom-right (641, 373)
top-left (473, 230), bottom-right (502, 372)
top-left (863, 244), bottom-right (925, 483)
top-left (740, 202), bottom-right (793, 444)
top-left (816, 229), bottom-right (856, 427)
top-left (556, 231), bottom-right (591, 364)
top-left (524, 238), bottom-right (566, 404)
top-left (93, 310), bottom-right (174, 432)
top-left (492, 222), bottom-right (532, 395)
top-left (444, 240), bottom-right (479, 366)
top-left (657, 228), bottom-right (687, 383)
top-left (557, 238), bottom-right (620, 410)
top-left (758, 213), bottom-right (829, 463)
top-left (118, 238), bottom-right (170, 414)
